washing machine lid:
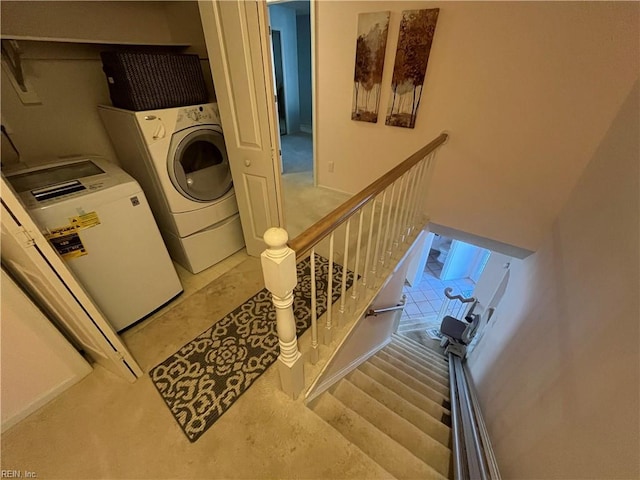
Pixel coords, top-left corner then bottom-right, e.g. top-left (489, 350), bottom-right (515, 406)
top-left (5, 157), bottom-right (138, 208)
top-left (168, 126), bottom-right (233, 203)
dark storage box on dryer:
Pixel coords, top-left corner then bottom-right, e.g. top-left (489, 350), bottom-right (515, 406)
top-left (100, 51), bottom-right (208, 111)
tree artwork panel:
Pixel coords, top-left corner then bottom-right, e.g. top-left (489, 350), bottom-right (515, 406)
top-left (386, 9), bottom-right (439, 129)
top-left (351, 11), bottom-right (390, 123)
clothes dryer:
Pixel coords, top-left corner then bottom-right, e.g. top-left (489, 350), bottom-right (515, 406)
top-left (98, 103), bottom-right (244, 273)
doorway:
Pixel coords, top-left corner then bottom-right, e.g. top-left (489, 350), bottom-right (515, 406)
top-left (399, 232), bottom-right (502, 342)
top-left (271, 29), bottom-right (287, 135)
top-left (267, 1), bottom-right (313, 174)
top-left (268, 1), bottom-right (342, 238)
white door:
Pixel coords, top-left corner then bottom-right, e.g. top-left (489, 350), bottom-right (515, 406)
top-left (1, 177), bottom-right (142, 382)
top-left (199, 0), bottom-right (284, 256)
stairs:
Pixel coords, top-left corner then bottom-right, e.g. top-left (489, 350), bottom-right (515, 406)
top-left (396, 314), bottom-right (440, 335)
top-left (310, 334), bottom-right (452, 479)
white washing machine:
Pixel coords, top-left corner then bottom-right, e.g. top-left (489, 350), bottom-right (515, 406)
top-left (98, 103), bottom-right (245, 274)
top-left (5, 157), bottom-right (183, 332)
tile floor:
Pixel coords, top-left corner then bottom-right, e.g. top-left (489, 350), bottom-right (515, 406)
top-left (401, 250), bottom-right (476, 324)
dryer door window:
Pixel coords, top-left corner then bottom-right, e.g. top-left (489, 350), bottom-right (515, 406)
top-left (169, 128), bottom-right (233, 202)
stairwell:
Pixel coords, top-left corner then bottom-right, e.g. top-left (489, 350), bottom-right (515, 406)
top-left (310, 334), bottom-right (453, 479)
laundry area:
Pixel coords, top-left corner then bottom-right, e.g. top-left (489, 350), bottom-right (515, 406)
top-left (0, 1), bottom-right (251, 430)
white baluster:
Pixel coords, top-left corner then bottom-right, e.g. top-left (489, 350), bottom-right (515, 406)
top-left (412, 152), bottom-right (435, 227)
top-left (261, 227), bottom-right (303, 399)
top-left (310, 247), bottom-right (319, 364)
top-left (389, 175), bottom-right (406, 255)
top-left (324, 232), bottom-right (334, 345)
top-left (350, 209), bottom-right (364, 301)
top-left (400, 165), bottom-right (419, 243)
top-left (339, 219), bottom-right (351, 320)
top-left (362, 198), bottom-right (376, 289)
top-left (371, 189), bottom-right (387, 283)
top-left (380, 181), bottom-right (397, 269)
top-left (394, 174), bottom-right (410, 248)
top-left (407, 160), bottom-right (427, 235)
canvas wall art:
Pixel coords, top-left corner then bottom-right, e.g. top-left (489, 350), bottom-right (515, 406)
top-left (351, 11), bottom-right (390, 123)
top-left (386, 9), bottom-right (440, 129)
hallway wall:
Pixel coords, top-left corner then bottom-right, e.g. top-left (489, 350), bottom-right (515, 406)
top-left (467, 82), bottom-right (640, 478)
top-left (296, 13), bottom-right (312, 132)
top-left (268, 4), bottom-right (301, 133)
top-left (314, 1), bottom-right (639, 252)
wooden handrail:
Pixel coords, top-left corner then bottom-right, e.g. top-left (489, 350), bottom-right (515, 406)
top-left (289, 132), bottom-right (448, 258)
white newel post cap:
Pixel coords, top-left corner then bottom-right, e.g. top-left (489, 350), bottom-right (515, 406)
top-left (263, 227), bottom-right (289, 257)
top-left (261, 227), bottom-right (297, 297)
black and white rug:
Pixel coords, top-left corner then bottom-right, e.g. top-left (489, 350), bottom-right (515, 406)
top-left (150, 254), bottom-right (353, 442)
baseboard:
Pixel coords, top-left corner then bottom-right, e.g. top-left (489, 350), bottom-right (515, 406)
top-left (305, 338), bottom-right (392, 404)
top-left (1, 372), bottom-right (90, 433)
top-left (315, 183), bottom-right (354, 197)
top-left (300, 124), bottom-right (312, 134)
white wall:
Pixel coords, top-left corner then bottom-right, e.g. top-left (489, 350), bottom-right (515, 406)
top-left (315, 1), bottom-right (639, 252)
top-left (296, 13), bottom-right (312, 131)
top-left (269, 4), bottom-right (301, 133)
top-left (1, 269), bottom-right (92, 432)
top-left (0, 1), bottom-right (174, 44)
top-left (0, 1), bottom-right (214, 167)
top-left (467, 81), bottom-right (639, 478)
top-left (1, 42), bottom-right (120, 166)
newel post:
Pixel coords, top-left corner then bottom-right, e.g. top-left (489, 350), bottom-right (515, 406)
top-left (261, 227), bottom-right (304, 400)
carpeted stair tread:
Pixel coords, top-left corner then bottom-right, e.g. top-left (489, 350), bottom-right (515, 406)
top-left (369, 356), bottom-right (450, 406)
top-left (389, 339), bottom-right (450, 369)
top-left (387, 342), bottom-right (449, 379)
top-left (391, 345), bottom-right (449, 376)
top-left (386, 343), bottom-right (449, 387)
top-left (312, 393), bottom-right (448, 480)
top-left (383, 345), bottom-right (450, 385)
top-left (393, 334), bottom-right (449, 362)
top-left (393, 335), bottom-right (449, 366)
top-left (358, 362), bottom-right (450, 419)
top-left (394, 333), bottom-right (448, 356)
top-left (332, 379), bottom-right (451, 477)
top-left (375, 351), bottom-right (450, 397)
top-left (346, 369), bottom-right (451, 447)
top-left (397, 319), bottom-right (437, 333)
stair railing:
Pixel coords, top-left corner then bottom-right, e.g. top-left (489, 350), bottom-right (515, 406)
top-left (261, 133), bottom-right (449, 399)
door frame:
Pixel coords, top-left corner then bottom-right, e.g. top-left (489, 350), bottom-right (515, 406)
top-left (267, 0), bottom-right (318, 187)
top-left (310, 0), bottom-right (318, 187)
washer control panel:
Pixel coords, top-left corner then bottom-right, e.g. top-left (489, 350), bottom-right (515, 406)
top-left (175, 104), bottom-right (217, 130)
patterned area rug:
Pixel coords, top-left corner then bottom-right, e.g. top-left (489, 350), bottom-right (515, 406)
top-left (150, 254), bottom-right (353, 442)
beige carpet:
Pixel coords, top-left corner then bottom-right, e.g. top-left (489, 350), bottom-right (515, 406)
top-left (280, 132), bottom-right (313, 174)
top-left (0, 256), bottom-right (387, 479)
top-left (310, 334), bottom-right (453, 479)
top-left (281, 171), bottom-right (350, 239)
